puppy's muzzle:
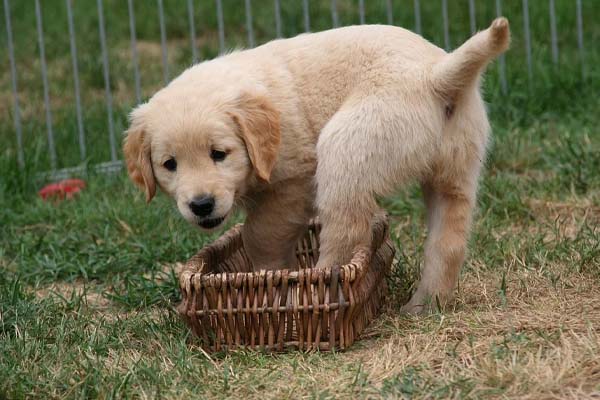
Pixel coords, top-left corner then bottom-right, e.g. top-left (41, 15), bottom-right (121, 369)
top-left (189, 195), bottom-right (214, 218)
top-left (189, 195), bottom-right (227, 229)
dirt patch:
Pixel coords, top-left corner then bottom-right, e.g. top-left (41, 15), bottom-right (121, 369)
top-left (529, 198), bottom-right (600, 236)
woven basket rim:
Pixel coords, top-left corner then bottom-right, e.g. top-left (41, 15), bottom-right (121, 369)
top-left (178, 213), bottom-right (389, 289)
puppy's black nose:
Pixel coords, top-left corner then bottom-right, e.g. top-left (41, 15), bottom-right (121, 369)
top-left (189, 196), bottom-right (215, 217)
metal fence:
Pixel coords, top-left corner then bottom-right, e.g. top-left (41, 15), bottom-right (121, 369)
top-left (1, 0), bottom-right (592, 180)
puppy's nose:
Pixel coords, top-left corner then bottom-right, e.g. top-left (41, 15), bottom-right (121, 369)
top-left (189, 196), bottom-right (215, 217)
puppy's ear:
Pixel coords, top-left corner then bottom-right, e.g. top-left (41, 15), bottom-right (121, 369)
top-left (123, 104), bottom-right (156, 202)
top-left (228, 93), bottom-right (281, 182)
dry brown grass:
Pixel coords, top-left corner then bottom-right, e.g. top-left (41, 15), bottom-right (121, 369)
top-left (202, 263), bottom-right (600, 399)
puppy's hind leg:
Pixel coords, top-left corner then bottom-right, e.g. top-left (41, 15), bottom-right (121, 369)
top-left (401, 177), bottom-right (478, 314)
top-left (315, 189), bottom-right (376, 269)
top-left (314, 107), bottom-right (381, 269)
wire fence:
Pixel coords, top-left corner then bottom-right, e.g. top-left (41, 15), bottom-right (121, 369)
top-left (1, 0), bottom-right (595, 181)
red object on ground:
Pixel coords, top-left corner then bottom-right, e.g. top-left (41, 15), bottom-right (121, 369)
top-left (38, 179), bottom-right (86, 201)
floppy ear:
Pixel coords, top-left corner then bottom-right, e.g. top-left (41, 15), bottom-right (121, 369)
top-left (228, 93), bottom-right (281, 182)
top-left (123, 104), bottom-right (156, 202)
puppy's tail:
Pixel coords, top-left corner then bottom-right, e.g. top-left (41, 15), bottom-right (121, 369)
top-left (432, 17), bottom-right (510, 102)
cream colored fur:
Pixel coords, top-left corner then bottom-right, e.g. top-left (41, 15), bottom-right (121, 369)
top-left (124, 18), bottom-right (510, 314)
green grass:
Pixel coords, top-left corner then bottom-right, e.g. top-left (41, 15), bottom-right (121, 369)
top-left (1, 0), bottom-right (600, 399)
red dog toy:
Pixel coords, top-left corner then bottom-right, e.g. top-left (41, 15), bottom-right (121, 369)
top-left (38, 179), bottom-right (86, 201)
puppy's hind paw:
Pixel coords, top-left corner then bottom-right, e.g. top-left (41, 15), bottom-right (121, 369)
top-left (401, 292), bottom-right (451, 315)
top-left (400, 302), bottom-right (426, 316)
top-left (400, 293), bottom-right (432, 315)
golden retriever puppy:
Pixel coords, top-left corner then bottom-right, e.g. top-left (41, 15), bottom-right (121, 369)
top-left (124, 18), bottom-right (510, 313)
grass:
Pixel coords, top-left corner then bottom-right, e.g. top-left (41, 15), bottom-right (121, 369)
top-left (1, 0), bottom-right (600, 399)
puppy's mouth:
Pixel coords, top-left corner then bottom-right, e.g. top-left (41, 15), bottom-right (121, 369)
top-left (197, 216), bottom-right (226, 229)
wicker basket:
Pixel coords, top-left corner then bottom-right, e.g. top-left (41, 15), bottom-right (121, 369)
top-left (177, 212), bottom-right (395, 352)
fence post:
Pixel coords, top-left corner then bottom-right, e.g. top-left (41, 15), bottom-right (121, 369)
top-left (442, 0), bottom-right (450, 51)
top-left (127, 0), bottom-right (141, 104)
top-left (496, 0), bottom-right (508, 94)
top-left (97, 0), bottom-right (117, 162)
top-left (274, 0), bottom-right (282, 37)
top-left (359, 0), bottom-right (365, 25)
top-left (413, 0), bottom-right (421, 34)
top-left (3, 0), bottom-right (24, 168)
top-left (331, 0), bottom-right (338, 28)
top-left (187, 0), bottom-right (198, 63)
top-left (549, 0), bottom-right (558, 66)
top-left (576, 0), bottom-right (585, 80)
top-left (303, 0), bottom-right (310, 32)
top-left (66, 0), bottom-right (86, 162)
top-left (522, 0), bottom-right (533, 88)
top-left (468, 0), bottom-right (476, 35)
top-left (35, 0), bottom-right (57, 170)
top-left (245, 0), bottom-right (255, 47)
top-left (216, 0), bottom-right (225, 54)
top-left (157, 0), bottom-right (169, 84)
top-left (386, 0), bottom-right (393, 25)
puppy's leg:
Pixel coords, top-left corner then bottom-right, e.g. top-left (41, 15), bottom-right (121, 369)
top-left (401, 178), bottom-right (478, 314)
top-left (314, 95), bottom-right (441, 269)
top-left (242, 180), bottom-right (314, 271)
top-left (315, 192), bottom-right (376, 269)
top-left (314, 107), bottom-right (380, 269)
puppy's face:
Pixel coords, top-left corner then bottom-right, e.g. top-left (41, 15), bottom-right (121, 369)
top-left (123, 91), bottom-right (280, 231)
top-left (153, 118), bottom-right (251, 229)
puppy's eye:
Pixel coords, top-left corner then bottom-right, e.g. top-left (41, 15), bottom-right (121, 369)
top-left (210, 150), bottom-right (227, 162)
top-left (163, 158), bottom-right (177, 171)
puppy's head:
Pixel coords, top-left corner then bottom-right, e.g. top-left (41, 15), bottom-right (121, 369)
top-left (123, 91), bottom-right (280, 230)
